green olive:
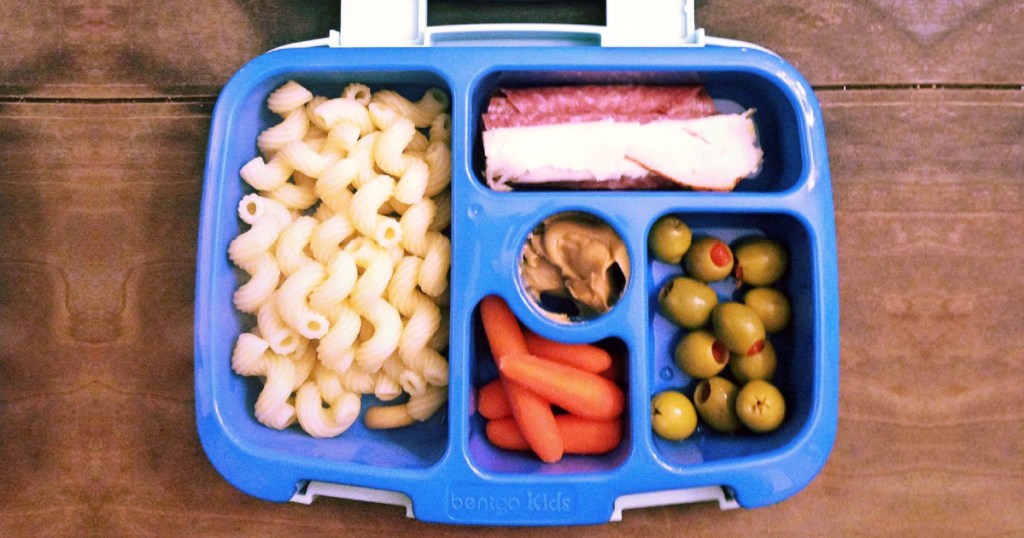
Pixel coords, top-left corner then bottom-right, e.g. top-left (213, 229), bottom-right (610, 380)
top-left (743, 287), bottom-right (792, 333)
top-left (683, 237), bottom-right (734, 282)
top-left (729, 339), bottom-right (777, 384)
top-left (711, 302), bottom-right (766, 356)
top-left (651, 390), bottom-right (698, 441)
top-left (693, 377), bottom-right (741, 433)
top-left (735, 380), bottom-right (786, 433)
top-left (658, 277), bottom-right (718, 329)
top-left (733, 238), bottom-right (788, 286)
top-left (673, 330), bottom-right (729, 379)
top-left (649, 216), bottom-right (692, 264)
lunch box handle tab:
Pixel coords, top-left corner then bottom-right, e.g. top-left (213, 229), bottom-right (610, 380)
top-left (331, 0), bottom-right (705, 48)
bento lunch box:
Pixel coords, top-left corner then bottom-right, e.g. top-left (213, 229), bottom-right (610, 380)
top-left (195, 0), bottom-right (840, 526)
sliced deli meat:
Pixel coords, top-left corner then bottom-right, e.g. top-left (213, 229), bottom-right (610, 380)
top-left (481, 85), bottom-right (763, 191)
top-left (487, 85), bottom-right (716, 117)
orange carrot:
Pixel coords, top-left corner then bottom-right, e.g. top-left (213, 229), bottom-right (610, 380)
top-left (486, 415), bottom-right (623, 455)
top-left (502, 379), bottom-right (563, 462)
top-left (523, 329), bottom-right (612, 374)
top-left (554, 415), bottom-right (623, 454)
top-left (485, 417), bottom-right (531, 451)
top-left (477, 378), bottom-right (511, 420)
top-left (479, 295), bottom-right (529, 359)
top-left (498, 352), bottom-right (625, 420)
top-left (598, 355), bottom-right (624, 381)
top-left (478, 296), bottom-right (563, 462)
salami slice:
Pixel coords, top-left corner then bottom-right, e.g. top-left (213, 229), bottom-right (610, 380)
top-left (489, 84), bottom-right (715, 118)
top-left (483, 112), bottom-right (692, 130)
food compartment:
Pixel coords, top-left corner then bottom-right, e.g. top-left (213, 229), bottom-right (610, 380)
top-left (646, 211), bottom-right (818, 467)
top-left (470, 69), bottom-right (808, 193)
top-left (202, 68), bottom-right (454, 473)
top-left (467, 297), bottom-right (631, 475)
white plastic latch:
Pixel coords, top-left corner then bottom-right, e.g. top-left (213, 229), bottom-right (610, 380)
top-left (291, 481), bottom-right (415, 518)
top-left (334, 0), bottom-right (703, 47)
top-left (603, 0), bottom-right (703, 46)
top-left (610, 486), bottom-right (739, 520)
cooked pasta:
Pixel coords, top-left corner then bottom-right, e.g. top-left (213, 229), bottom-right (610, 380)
top-left (429, 112), bottom-right (451, 144)
top-left (407, 385), bottom-right (448, 421)
top-left (363, 403), bottom-right (416, 430)
top-left (309, 213), bottom-right (355, 265)
top-left (290, 342), bottom-right (318, 392)
top-left (265, 175), bottom-right (319, 212)
top-left (419, 233), bottom-right (451, 297)
top-left (428, 190), bottom-right (452, 232)
top-left (342, 82), bottom-right (372, 105)
top-left (304, 95), bottom-right (330, 130)
top-left (398, 199), bottom-right (435, 258)
top-left (324, 123), bottom-right (360, 155)
top-left (381, 353), bottom-right (427, 397)
top-left (371, 88), bottom-right (449, 128)
top-left (339, 364), bottom-right (377, 394)
top-left (232, 252), bottom-right (280, 313)
top-left (278, 140), bottom-right (332, 178)
top-left (350, 174), bottom-right (402, 248)
top-left (347, 238), bottom-right (394, 311)
top-left (231, 332), bottom-right (270, 377)
top-left (316, 302), bottom-right (360, 374)
top-left (309, 251), bottom-right (357, 311)
top-left (230, 81), bottom-right (452, 437)
top-left (373, 371), bottom-right (403, 402)
top-left (394, 157), bottom-right (429, 206)
top-left (398, 296), bottom-right (449, 386)
top-left (314, 363), bottom-right (346, 403)
top-left (353, 299), bottom-right (402, 373)
top-left (256, 295), bottom-right (302, 356)
top-left (275, 216), bottom-right (317, 276)
top-left (424, 139), bottom-right (452, 197)
top-left (295, 380), bottom-right (361, 438)
top-left (386, 255), bottom-right (424, 317)
top-left (237, 193), bottom-right (291, 227)
top-left (313, 97), bottom-right (375, 136)
top-left (374, 116), bottom-right (430, 204)
top-left (254, 355), bottom-right (298, 430)
top-left (258, 108), bottom-right (310, 157)
top-left (267, 80), bottom-right (314, 116)
top-left (277, 262), bottom-right (330, 340)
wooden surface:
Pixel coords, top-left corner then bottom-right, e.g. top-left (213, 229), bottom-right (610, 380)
top-left (1, 1), bottom-right (1022, 536)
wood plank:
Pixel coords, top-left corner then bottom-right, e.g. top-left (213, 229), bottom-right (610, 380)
top-left (1, 88), bottom-right (1022, 534)
top-left (3, 1), bottom-right (1023, 98)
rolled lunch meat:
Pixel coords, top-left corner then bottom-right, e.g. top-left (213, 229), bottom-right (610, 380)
top-left (482, 85), bottom-right (763, 191)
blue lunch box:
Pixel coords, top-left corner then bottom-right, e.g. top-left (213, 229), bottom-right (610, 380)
top-left (195, 0), bottom-right (840, 525)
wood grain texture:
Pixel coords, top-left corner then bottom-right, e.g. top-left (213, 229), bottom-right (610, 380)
top-left (3, 1), bottom-right (1023, 98)
top-left (1, 0), bottom-right (1023, 536)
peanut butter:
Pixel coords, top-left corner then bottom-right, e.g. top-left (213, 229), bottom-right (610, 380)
top-left (521, 214), bottom-right (630, 319)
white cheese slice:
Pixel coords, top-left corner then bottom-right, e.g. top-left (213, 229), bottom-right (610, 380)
top-left (482, 111), bottom-right (762, 191)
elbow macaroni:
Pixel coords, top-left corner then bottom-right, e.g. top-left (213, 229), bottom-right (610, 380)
top-left (228, 81), bottom-right (452, 438)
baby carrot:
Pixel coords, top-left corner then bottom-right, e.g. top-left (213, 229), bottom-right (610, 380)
top-left (523, 329), bottom-right (612, 374)
top-left (554, 415), bottom-right (623, 454)
top-left (478, 296), bottom-right (562, 462)
top-left (498, 352), bottom-right (625, 420)
top-left (486, 415), bottom-right (623, 455)
top-left (485, 416), bottom-right (531, 451)
top-left (477, 378), bottom-right (511, 420)
top-left (598, 355), bottom-right (624, 382)
top-left (479, 295), bottom-right (529, 359)
top-left (502, 379), bottom-right (563, 462)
